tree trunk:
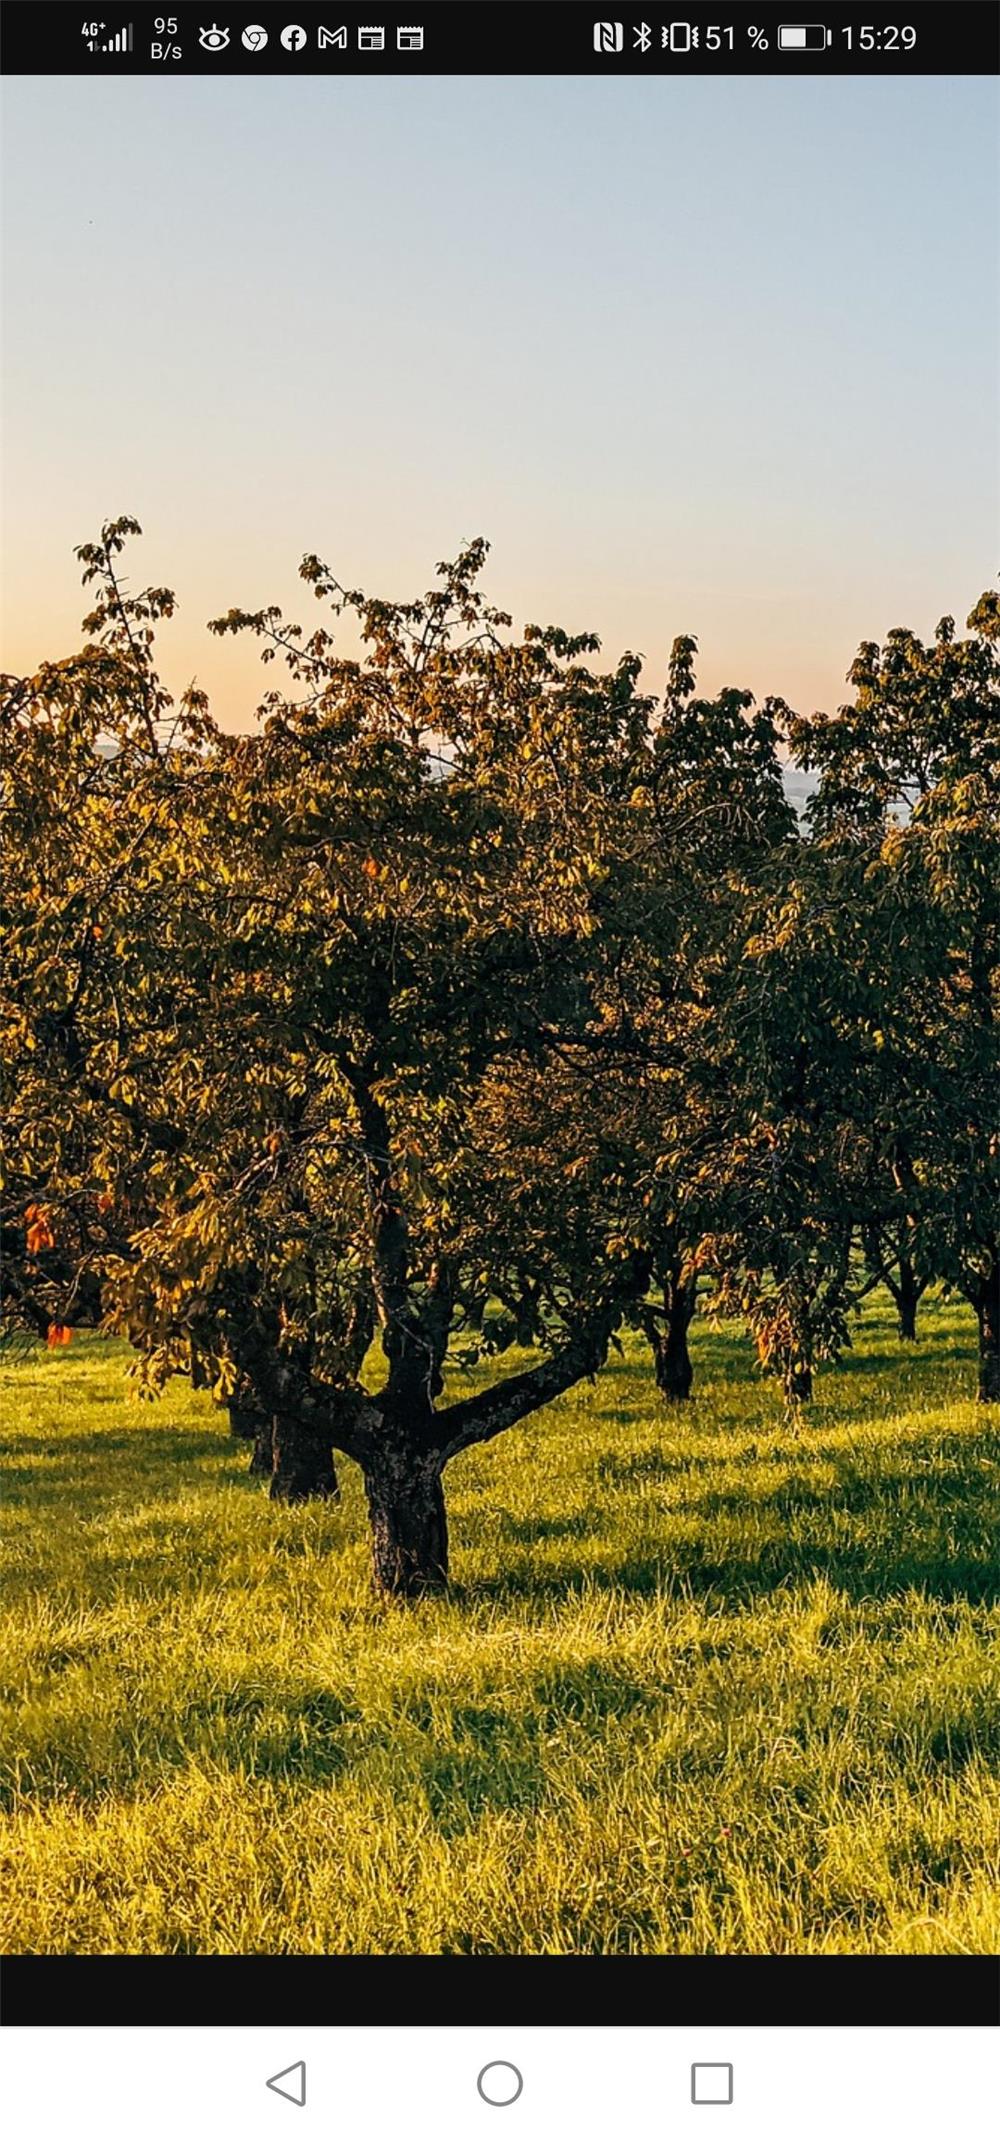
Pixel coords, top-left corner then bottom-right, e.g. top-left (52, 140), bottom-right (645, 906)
top-left (896, 1257), bottom-right (920, 1343)
top-left (362, 1441), bottom-right (448, 1598)
top-left (270, 1413), bottom-right (339, 1502)
top-left (228, 1397), bottom-right (279, 1481)
top-left (975, 1254), bottom-right (1000, 1404)
top-left (783, 1354), bottom-right (813, 1406)
top-left (654, 1270), bottom-right (696, 1401)
top-left (345, 1282), bottom-right (376, 1373)
top-left (249, 1415), bottom-right (275, 1477)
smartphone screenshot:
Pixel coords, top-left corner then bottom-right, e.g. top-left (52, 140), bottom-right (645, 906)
top-left (1, 3), bottom-right (997, 2133)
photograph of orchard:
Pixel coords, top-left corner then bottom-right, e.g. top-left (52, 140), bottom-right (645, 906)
top-left (2, 72), bottom-right (998, 1955)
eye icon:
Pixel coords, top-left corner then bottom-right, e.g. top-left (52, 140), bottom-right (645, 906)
top-left (198, 23), bottom-right (231, 50)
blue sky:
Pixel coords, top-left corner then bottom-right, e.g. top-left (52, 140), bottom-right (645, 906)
top-left (2, 72), bottom-right (997, 726)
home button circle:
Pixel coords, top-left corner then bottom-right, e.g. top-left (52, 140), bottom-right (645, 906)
top-left (477, 2062), bottom-right (524, 2107)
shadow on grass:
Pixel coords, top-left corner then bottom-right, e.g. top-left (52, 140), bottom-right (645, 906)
top-left (827, 1344), bottom-right (958, 1378)
top-left (465, 1424), bottom-right (1000, 1612)
top-left (463, 1537), bottom-right (999, 1612)
top-left (0, 1426), bottom-right (254, 1518)
top-left (498, 1510), bottom-right (600, 1545)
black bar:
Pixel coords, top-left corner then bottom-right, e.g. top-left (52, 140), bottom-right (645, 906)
top-left (1, 4), bottom-right (997, 78)
top-left (2, 1956), bottom-right (999, 2028)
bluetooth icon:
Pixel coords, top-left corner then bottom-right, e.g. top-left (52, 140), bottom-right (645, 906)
top-left (633, 21), bottom-right (651, 50)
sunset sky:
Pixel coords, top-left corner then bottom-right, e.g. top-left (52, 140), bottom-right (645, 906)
top-left (2, 72), bottom-right (997, 730)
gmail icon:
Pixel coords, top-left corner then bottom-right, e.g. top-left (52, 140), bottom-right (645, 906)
top-left (318, 24), bottom-right (347, 47)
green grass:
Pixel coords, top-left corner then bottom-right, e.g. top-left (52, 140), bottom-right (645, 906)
top-left (1, 1296), bottom-right (998, 1955)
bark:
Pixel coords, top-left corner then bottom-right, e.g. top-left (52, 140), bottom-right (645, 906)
top-left (974, 1251), bottom-right (1000, 1404)
top-left (345, 1281), bottom-right (376, 1374)
top-left (270, 1413), bottom-right (339, 1502)
top-left (249, 1415), bottom-right (275, 1477)
top-left (654, 1324), bottom-right (693, 1400)
top-left (362, 1440), bottom-right (448, 1597)
top-left (782, 1354), bottom-right (813, 1406)
top-left (227, 1395), bottom-right (278, 1481)
top-left (513, 1278), bottom-right (541, 1349)
top-left (644, 1266), bottom-right (696, 1402)
top-left (437, 1316), bottom-right (620, 1463)
top-left (896, 1257), bottom-right (920, 1343)
top-left (358, 1271), bottom-right (647, 1594)
top-left (229, 1327), bottom-right (344, 1497)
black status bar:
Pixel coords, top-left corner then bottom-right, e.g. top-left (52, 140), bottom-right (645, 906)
top-left (1, 5), bottom-right (997, 77)
top-left (4, 1954), bottom-right (999, 2029)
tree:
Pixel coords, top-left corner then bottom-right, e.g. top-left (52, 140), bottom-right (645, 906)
top-left (636, 1256), bottom-right (698, 1402)
top-left (48, 529), bottom-right (663, 1593)
top-left (641, 641), bottom-right (859, 1407)
top-left (860, 1219), bottom-right (929, 1342)
top-left (1, 520), bottom-right (214, 1356)
top-left (792, 595), bottom-right (1000, 1402)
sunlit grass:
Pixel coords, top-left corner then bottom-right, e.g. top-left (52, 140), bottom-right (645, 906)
top-left (1, 1295), bottom-right (998, 1954)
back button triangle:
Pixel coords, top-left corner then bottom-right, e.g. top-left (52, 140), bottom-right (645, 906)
top-left (266, 2061), bottom-right (306, 2107)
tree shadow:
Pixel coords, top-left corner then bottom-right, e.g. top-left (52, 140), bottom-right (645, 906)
top-left (465, 1423), bottom-right (999, 1612)
top-left (464, 1541), bottom-right (998, 1613)
top-left (0, 1427), bottom-right (251, 1519)
top-left (497, 1510), bottom-right (600, 1545)
top-left (827, 1342), bottom-right (967, 1380)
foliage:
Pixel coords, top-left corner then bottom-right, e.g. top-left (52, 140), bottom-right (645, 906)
top-left (3, 524), bottom-right (997, 1597)
top-left (791, 596), bottom-right (1000, 1398)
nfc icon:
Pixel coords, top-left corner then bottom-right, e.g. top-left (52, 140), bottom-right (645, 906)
top-left (593, 21), bottom-right (623, 51)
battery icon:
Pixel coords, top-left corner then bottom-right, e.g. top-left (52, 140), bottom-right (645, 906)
top-left (778, 24), bottom-right (831, 49)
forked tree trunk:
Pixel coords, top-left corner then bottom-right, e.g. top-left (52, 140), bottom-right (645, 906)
top-left (270, 1413), bottom-right (339, 1502)
top-left (975, 1253), bottom-right (1000, 1404)
top-left (362, 1441), bottom-right (448, 1598)
top-left (641, 1268), bottom-right (695, 1403)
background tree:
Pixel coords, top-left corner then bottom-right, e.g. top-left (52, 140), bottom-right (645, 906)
top-left (792, 594), bottom-right (1000, 1401)
top-left (640, 640), bottom-right (856, 1407)
top-left (1, 520), bottom-right (212, 1356)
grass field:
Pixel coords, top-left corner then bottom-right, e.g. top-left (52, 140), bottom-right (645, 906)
top-left (2, 1296), bottom-right (998, 1955)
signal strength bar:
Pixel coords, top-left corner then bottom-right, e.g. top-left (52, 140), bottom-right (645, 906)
top-left (100, 23), bottom-right (133, 52)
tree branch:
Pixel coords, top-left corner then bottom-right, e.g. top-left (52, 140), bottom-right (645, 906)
top-left (436, 1322), bottom-right (616, 1466)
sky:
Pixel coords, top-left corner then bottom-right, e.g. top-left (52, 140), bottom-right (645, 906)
top-left (2, 72), bottom-right (997, 731)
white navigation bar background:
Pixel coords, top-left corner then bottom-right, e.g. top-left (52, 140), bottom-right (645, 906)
top-left (1, 2025), bottom-right (996, 2141)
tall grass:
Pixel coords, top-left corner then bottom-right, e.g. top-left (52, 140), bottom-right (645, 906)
top-left (1, 1296), bottom-right (998, 1954)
